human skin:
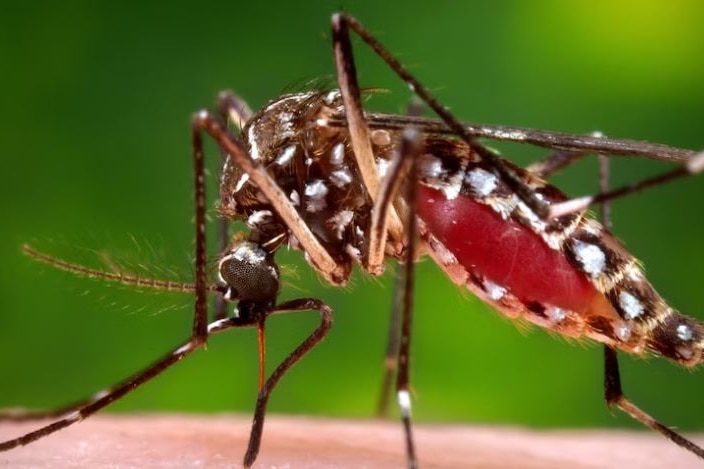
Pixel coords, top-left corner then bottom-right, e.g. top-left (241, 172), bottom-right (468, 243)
top-left (1, 414), bottom-right (701, 468)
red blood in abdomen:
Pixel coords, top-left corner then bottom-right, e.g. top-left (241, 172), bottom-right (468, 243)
top-left (417, 185), bottom-right (598, 313)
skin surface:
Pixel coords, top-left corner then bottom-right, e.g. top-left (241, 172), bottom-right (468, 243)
top-left (0, 414), bottom-right (701, 468)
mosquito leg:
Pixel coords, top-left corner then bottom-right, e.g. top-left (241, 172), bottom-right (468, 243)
top-left (352, 113), bottom-right (696, 163)
top-left (192, 111), bottom-right (349, 285)
top-left (217, 90), bottom-right (253, 131)
top-left (394, 129), bottom-right (423, 469)
top-left (603, 344), bottom-right (704, 458)
top-left (191, 119), bottom-right (211, 339)
top-left (366, 128), bottom-right (425, 465)
top-left (0, 403), bottom-right (94, 422)
top-left (0, 318), bottom-right (240, 451)
top-left (214, 221), bottom-right (229, 319)
top-left (596, 154), bottom-right (704, 459)
top-left (376, 299), bottom-right (401, 417)
top-left (332, 13), bottom-right (550, 219)
top-left (375, 104), bottom-right (424, 417)
top-left (0, 123), bottom-right (216, 432)
top-left (549, 148), bottom-right (704, 217)
top-left (528, 131), bottom-right (608, 179)
top-left (598, 154), bottom-right (612, 231)
top-left (331, 14), bottom-right (404, 274)
top-left (373, 134), bottom-right (417, 418)
top-left (243, 298), bottom-right (334, 468)
top-left (376, 97), bottom-right (424, 417)
top-left (527, 150), bottom-right (588, 179)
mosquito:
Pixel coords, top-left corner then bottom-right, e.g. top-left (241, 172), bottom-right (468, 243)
top-left (2, 12), bottom-right (704, 468)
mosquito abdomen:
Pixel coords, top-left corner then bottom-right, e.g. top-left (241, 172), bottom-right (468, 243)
top-left (416, 160), bottom-right (704, 366)
top-left (647, 311), bottom-right (704, 367)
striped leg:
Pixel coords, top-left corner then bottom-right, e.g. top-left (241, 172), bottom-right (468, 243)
top-left (596, 155), bottom-right (704, 460)
top-left (395, 130), bottom-right (424, 469)
top-left (0, 107), bottom-right (214, 422)
top-left (376, 100), bottom-right (426, 418)
top-left (0, 320), bottom-right (220, 451)
top-left (549, 149), bottom-right (704, 217)
top-left (243, 298), bottom-right (333, 467)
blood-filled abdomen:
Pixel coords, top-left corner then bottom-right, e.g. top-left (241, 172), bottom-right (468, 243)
top-left (417, 185), bottom-right (600, 315)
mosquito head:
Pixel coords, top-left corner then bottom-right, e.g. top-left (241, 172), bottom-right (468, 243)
top-left (217, 240), bottom-right (280, 306)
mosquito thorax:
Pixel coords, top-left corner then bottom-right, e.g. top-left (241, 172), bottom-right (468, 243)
top-left (217, 240), bottom-right (280, 304)
top-left (219, 89), bottom-right (397, 275)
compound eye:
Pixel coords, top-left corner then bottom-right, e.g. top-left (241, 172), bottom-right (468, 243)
top-left (218, 241), bottom-right (280, 303)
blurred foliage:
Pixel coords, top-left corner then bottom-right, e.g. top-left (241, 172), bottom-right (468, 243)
top-left (1, 0), bottom-right (703, 435)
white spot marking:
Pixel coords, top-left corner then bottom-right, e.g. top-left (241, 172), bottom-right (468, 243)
top-left (330, 143), bottom-right (345, 165)
top-left (440, 179), bottom-right (462, 200)
top-left (174, 342), bottom-right (194, 355)
top-left (376, 158), bottom-right (390, 178)
top-left (677, 323), bottom-right (694, 341)
top-left (247, 126), bottom-right (260, 160)
top-left (324, 90), bottom-right (339, 105)
top-left (397, 389), bottom-right (412, 417)
top-left (330, 168), bottom-right (353, 188)
top-left (289, 190), bottom-right (300, 206)
top-left (247, 210), bottom-right (273, 227)
top-left (65, 411), bottom-right (82, 423)
top-left (619, 291), bottom-right (644, 319)
top-left (278, 112), bottom-right (295, 138)
top-left (275, 145), bottom-right (297, 166)
top-left (345, 244), bottom-right (361, 261)
top-left (304, 179), bottom-right (329, 212)
top-left (614, 321), bottom-right (632, 341)
top-left (355, 226), bottom-right (364, 240)
top-left (483, 278), bottom-right (507, 301)
top-left (419, 153), bottom-right (443, 179)
top-left (234, 173), bottom-right (250, 192)
top-left (91, 389), bottom-right (110, 401)
top-left (572, 240), bottom-right (606, 278)
top-left (208, 317), bottom-right (232, 333)
top-left (328, 210), bottom-right (354, 240)
top-left (316, 118), bottom-right (329, 127)
top-left (546, 306), bottom-right (567, 323)
top-left (465, 168), bottom-right (498, 197)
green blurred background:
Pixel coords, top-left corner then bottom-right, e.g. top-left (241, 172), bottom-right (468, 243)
top-left (2, 0), bottom-right (704, 437)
